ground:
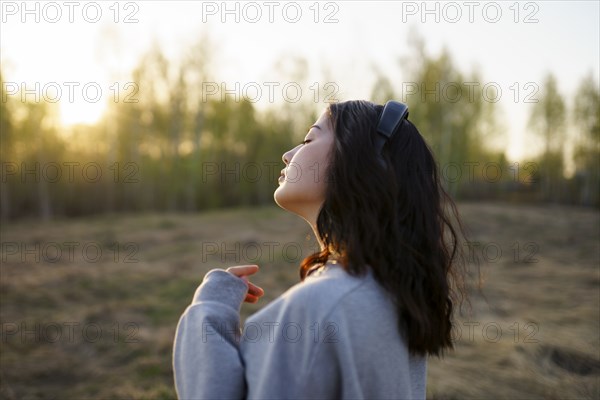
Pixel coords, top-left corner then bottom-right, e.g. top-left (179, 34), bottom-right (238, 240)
top-left (1, 201), bottom-right (598, 399)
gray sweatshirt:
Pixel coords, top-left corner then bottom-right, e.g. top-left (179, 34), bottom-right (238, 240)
top-left (173, 263), bottom-right (427, 399)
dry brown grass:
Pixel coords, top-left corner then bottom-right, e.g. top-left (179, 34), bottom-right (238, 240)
top-left (1, 202), bottom-right (598, 399)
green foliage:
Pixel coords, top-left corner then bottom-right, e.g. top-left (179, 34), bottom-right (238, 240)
top-left (384, 42), bottom-right (505, 198)
top-left (2, 38), bottom-right (598, 221)
top-left (527, 73), bottom-right (567, 201)
top-left (572, 72), bottom-right (600, 206)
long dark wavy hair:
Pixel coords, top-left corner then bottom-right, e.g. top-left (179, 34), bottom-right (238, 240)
top-left (300, 100), bottom-right (471, 358)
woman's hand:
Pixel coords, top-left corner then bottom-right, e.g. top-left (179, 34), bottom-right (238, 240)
top-left (226, 265), bottom-right (265, 303)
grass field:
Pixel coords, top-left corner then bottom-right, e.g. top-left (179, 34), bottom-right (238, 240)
top-left (1, 202), bottom-right (599, 399)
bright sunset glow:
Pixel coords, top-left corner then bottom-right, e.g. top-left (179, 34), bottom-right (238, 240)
top-left (1, 1), bottom-right (598, 162)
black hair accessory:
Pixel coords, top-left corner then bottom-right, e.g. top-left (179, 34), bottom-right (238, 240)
top-left (375, 100), bottom-right (409, 156)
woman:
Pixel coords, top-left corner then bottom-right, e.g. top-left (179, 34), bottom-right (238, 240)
top-left (173, 100), bottom-right (469, 399)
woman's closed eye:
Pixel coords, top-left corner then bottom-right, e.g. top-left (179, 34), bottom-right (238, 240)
top-left (300, 139), bottom-right (311, 145)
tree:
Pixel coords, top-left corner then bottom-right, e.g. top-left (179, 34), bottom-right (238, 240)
top-left (572, 72), bottom-right (600, 206)
top-left (398, 41), bottom-right (500, 198)
top-left (0, 72), bottom-right (13, 220)
top-left (528, 73), bottom-right (566, 201)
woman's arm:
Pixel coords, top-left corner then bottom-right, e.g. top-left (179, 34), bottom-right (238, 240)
top-left (172, 267), bottom-right (261, 399)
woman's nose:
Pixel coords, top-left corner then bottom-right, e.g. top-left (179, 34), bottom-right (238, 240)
top-left (282, 149), bottom-right (293, 165)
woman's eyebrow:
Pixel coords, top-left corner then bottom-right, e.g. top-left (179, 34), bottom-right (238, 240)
top-left (310, 124), bottom-right (322, 131)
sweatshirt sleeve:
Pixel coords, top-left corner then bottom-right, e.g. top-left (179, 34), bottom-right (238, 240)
top-left (173, 269), bottom-right (249, 400)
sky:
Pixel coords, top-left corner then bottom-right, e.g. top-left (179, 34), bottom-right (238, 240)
top-left (1, 0), bottom-right (599, 164)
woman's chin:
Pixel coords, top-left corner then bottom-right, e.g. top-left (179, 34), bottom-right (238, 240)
top-left (273, 186), bottom-right (290, 210)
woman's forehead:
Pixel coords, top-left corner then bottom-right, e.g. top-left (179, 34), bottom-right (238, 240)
top-left (315, 109), bottom-right (332, 127)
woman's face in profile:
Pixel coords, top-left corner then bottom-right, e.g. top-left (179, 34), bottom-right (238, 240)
top-left (274, 108), bottom-right (334, 223)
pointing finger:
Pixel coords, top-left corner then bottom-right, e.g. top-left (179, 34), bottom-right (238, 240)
top-left (226, 265), bottom-right (259, 278)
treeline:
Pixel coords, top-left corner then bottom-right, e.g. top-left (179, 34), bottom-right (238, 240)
top-left (1, 38), bottom-right (598, 221)
top-left (371, 38), bottom-right (599, 208)
top-left (0, 39), bottom-right (314, 220)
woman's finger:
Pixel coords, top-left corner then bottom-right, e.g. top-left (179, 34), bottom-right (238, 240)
top-left (247, 282), bottom-right (264, 297)
top-left (226, 265), bottom-right (259, 277)
top-left (225, 265), bottom-right (264, 301)
top-left (226, 265), bottom-right (264, 298)
top-left (244, 293), bottom-right (259, 303)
